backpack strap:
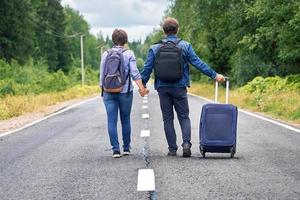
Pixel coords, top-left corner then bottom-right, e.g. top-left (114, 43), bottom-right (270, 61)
top-left (154, 38), bottom-right (182, 45)
top-left (120, 48), bottom-right (132, 96)
top-left (161, 38), bottom-right (182, 47)
top-left (101, 49), bottom-right (113, 97)
top-left (127, 62), bottom-right (131, 96)
top-left (102, 49), bottom-right (114, 77)
top-left (118, 48), bottom-right (131, 96)
top-left (175, 38), bottom-right (182, 45)
top-left (153, 40), bottom-right (164, 45)
top-left (121, 48), bottom-right (128, 53)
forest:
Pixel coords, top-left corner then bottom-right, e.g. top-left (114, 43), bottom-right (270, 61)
top-left (139, 0), bottom-right (300, 123)
top-left (0, 0), bottom-right (105, 96)
top-left (0, 0), bottom-right (148, 97)
top-left (141, 0), bottom-right (300, 86)
top-left (0, 0), bottom-right (109, 70)
top-left (0, 0), bottom-right (299, 122)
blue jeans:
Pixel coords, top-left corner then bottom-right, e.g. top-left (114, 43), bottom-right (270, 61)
top-left (103, 92), bottom-right (133, 152)
top-left (157, 87), bottom-right (192, 152)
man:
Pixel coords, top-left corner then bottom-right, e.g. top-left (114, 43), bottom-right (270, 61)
top-left (141, 17), bottom-right (225, 157)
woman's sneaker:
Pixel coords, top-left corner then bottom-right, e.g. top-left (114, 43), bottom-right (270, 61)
top-left (123, 151), bottom-right (130, 156)
top-left (113, 151), bottom-right (121, 158)
top-left (167, 150), bottom-right (177, 156)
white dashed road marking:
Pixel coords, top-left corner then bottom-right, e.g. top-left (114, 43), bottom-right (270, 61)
top-left (137, 169), bottom-right (155, 191)
top-left (142, 114), bottom-right (149, 119)
top-left (140, 130), bottom-right (150, 137)
top-left (138, 92), bottom-right (156, 196)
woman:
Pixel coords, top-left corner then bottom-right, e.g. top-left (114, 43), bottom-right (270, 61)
top-left (100, 29), bottom-right (148, 158)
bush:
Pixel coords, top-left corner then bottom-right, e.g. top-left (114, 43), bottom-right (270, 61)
top-left (136, 57), bottom-right (144, 72)
top-left (229, 51), bottom-right (277, 86)
top-left (286, 74), bottom-right (300, 90)
top-left (41, 70), bottom-right (71, 92)
top-left (0, 81), bottom-right (15, 96)
top-left (0, 59), bottom-right (14, 79)
top-left (189, 75), bottom-right (300, 123)
top-left (85, 65), bottom-right (99, 85)
top-left (240, 75), bottom-right (300, 94)
top-left (0, 59), bottom-right (99, 97)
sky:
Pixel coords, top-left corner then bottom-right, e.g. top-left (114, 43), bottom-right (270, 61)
top-left (61, 0), bottom-right (170, 42)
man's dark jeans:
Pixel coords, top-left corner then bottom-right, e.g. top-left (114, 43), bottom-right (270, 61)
top-left (157, 87), bottom-right (192, 152)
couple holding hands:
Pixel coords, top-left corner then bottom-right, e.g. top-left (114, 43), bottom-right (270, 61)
top-left (100, 17), bottom-right (225, 158)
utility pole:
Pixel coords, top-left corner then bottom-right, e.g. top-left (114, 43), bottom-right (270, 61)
top-left (80, 35), bottom-right (84, 87)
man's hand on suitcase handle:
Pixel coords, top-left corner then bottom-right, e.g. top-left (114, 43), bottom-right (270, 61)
top-left (215, 74), bottom-right (226, 82)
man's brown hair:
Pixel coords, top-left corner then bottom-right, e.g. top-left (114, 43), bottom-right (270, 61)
top-left (162, 17), bottom-right (179, 35)
top-left (112, 29), bottom-right (128, 46)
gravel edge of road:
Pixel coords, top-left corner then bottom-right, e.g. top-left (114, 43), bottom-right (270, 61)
top-left (0, 94), bottom-right (99, 134)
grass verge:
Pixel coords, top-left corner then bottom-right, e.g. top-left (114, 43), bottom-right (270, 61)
top-left (188, 82), bottom-right (300, 125)
top-left (0, 85), bottom-right (100, 120)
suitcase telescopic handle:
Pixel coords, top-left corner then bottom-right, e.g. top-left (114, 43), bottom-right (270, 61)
top-left (214, 77), bottom-right (229, 104)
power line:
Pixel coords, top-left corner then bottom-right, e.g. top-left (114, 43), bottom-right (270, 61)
top-left (25, 13), bottom-right (82, 39)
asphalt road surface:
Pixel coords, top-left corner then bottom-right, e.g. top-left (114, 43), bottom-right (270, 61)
top-left (0, 87), bottom-right (299, 200)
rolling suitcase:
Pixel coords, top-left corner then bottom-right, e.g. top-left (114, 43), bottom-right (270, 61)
top-left (199, 79), bottom-right (238, 158)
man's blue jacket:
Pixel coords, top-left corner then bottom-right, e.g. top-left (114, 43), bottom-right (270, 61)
top-left (141, 34), bottom-right (217, 89)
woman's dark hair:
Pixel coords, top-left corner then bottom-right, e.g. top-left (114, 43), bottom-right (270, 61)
top-left (112, 29), bottom-right (128, 46)
top-left (162, 17), bottom-right (179, 35)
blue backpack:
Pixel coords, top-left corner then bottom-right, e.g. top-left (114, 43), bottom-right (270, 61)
top-left (101, 48), bottom-right (130, 95)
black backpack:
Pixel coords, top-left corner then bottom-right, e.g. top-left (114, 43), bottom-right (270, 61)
top-left (154, 39), bottom-right (183, 82)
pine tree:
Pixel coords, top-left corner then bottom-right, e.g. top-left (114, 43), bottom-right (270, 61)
top-left (0, 0), bottom-right (35, 64)
top-left (35, 0), bottom-right (70, 72)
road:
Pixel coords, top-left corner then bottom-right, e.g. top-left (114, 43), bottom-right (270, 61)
top-left (0, 87), bottom-right (300, 200)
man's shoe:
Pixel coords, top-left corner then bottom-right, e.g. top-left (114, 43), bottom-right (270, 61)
top-left (182, 144), bottom-right (191, 157)
top-left (123, 150), bottom-right (130, 156)
top-left (113, 151), bottom-right (121, 158)
top-left (167, 151), bottom-right (177, 156)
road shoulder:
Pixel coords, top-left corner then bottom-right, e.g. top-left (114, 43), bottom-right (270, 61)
top-left (188, 92), bottom-right (300, 131)
top-left (0, 94), bottom-right (99, 134)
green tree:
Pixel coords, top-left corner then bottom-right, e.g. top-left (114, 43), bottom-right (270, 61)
top-left (64, 6), bottom-right (101, 70)
top-left (152, 0), bottom-right (300, 85)
top-left (35, 0), bottom-right (71, 72)
top-left (0, 0), bottom-right (35, 64)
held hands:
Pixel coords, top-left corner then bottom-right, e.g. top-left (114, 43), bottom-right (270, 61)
top-left (139, 87), bottom-right (149, 97)
top-left (215, 74), bottom-right (226, 82)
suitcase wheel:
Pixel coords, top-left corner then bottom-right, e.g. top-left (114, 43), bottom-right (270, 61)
top-left (199, 145), bottom-right (206, 158)
top-left (202, 152), bottom-right (206, 158)
top-left (230, 147), bottom-right (236, 158)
